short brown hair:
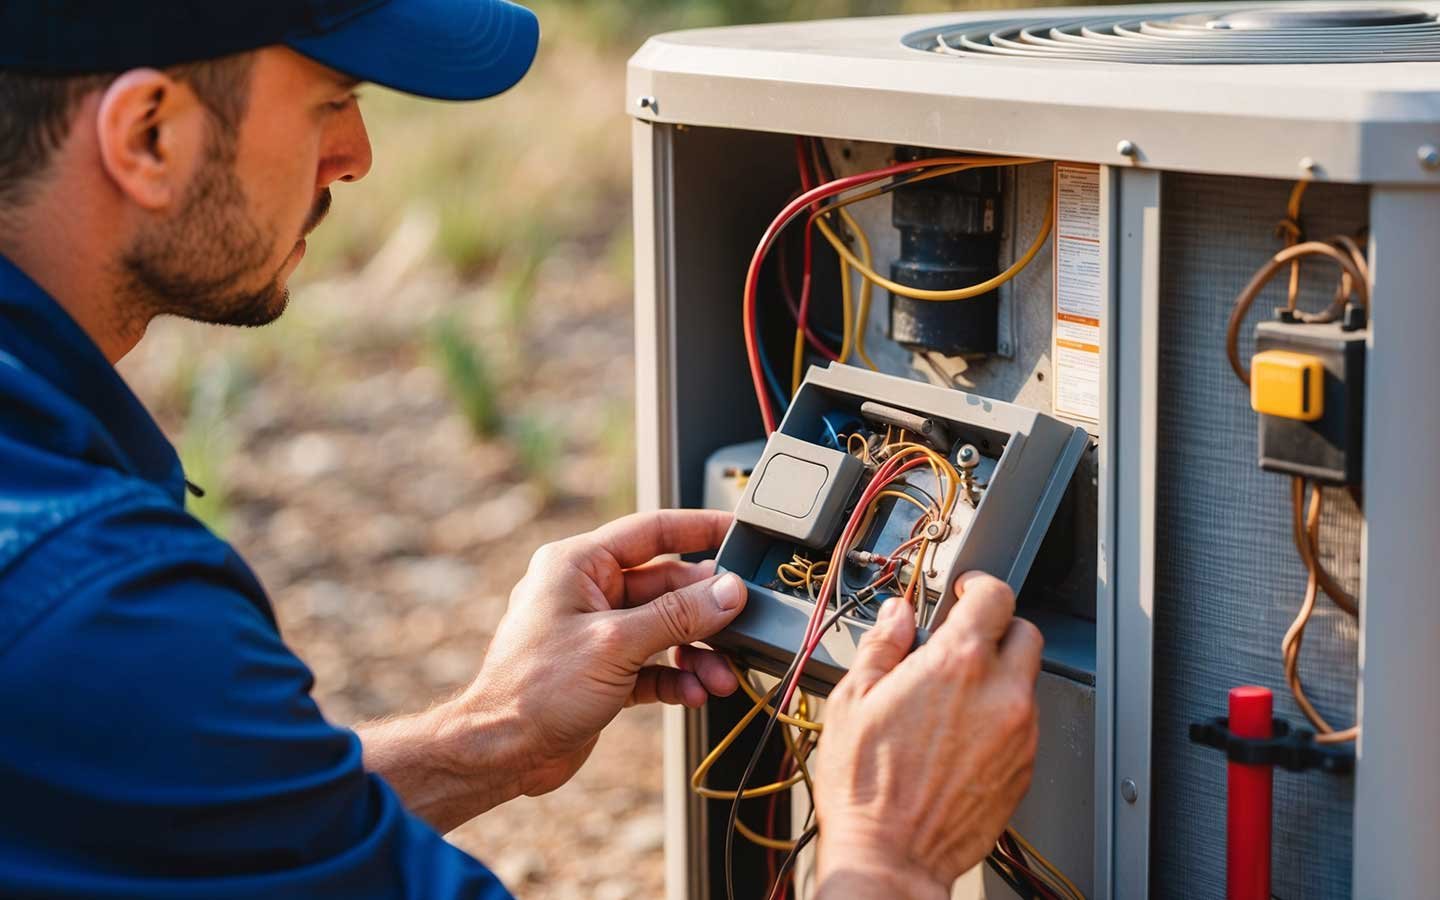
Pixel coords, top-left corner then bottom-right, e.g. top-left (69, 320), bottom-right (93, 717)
top-left (0, 53), bottom-right (254, 208)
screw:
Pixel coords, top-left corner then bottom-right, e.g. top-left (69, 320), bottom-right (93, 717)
top-left (1419, 144), bottom-right (1440, 171)
top-left (1120, 778), bottom-right (1139, 804)
top-left (637, 95), bottom-right (657, 112)
top-left (1116, 139), bottom-right (1138, 159)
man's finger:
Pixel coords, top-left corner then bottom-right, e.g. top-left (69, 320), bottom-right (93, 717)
top-left (836, 596), bottom-right (915, 697)
top-left (617, 572), bottom-right (747, 664)
top-left (675, 644), bottom-right (740, 697)
top-left (936, 571), bottom-right (1015, 644)
top-left (588, 509), bottom-right (732, 570)
top-left (998, 617), bottom-right (1044, 683)
top-left (620, 558), bottom-right (717, 609)
top-left (631, 665), bottom-right (707, 708)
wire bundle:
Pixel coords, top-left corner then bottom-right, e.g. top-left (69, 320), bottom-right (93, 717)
top-left (691, 420), bottom-right (1085, 898)
top-left (744, 141), bottom-right (1052, 433)
top-left (1226, 181), bottom-right (1366, 744)
top-left (988, 829), bottom-right (1087, 900)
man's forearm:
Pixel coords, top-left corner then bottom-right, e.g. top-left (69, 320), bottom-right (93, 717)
top-left (358, 696), bottom-right (527, 834)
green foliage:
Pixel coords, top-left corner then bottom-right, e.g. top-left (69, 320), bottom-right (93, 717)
top-left (496, 241), bottom-right (546, 332)
top-left (179, 356), bottom-right (254, 535)
top-left (507, 414), bottom-right (562, 498)
top-left (430, 316), bottom-right (504, 438)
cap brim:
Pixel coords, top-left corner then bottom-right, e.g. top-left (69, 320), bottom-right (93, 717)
top-left (288, 0), bottom-right (539, 102)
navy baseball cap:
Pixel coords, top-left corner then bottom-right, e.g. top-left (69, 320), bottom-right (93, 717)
top-left (0, 0), bottom-right (540, 102)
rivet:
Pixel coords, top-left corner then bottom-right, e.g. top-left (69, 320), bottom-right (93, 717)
top-left (1116, 139), bottom-right (1138, 159)
top-left (1121, 778), bottom-right (1139, 804)
top-left (1419, 144), bottom-right (1440, 171)
top-left (1299, 156), bottom-right (1318, 174)
top-left (637, 95), bottom-right (658, 112)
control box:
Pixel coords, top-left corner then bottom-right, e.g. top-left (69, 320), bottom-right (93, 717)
top-left (1253, 318), bottom-right (1367, 485)
top-left (711, 363), bottom-right (1088, 693)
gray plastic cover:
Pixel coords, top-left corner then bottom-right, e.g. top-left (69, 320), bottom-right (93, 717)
top-left (735, 433), bottom-right (862, 548)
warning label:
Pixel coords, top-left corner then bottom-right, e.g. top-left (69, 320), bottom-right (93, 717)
top-left (1052, 163), bottom-right (1102, 424)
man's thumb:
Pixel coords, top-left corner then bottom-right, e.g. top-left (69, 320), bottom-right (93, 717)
top-left (839, 596), bottom-right (915, 696)
top-left (621, 572), bottom-right (747, 662)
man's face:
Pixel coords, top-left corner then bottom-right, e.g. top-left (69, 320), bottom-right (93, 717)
top-left (121, 49), bottom-right (373, 328)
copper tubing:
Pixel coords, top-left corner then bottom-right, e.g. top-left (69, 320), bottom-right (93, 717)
top-left (1283, 477), bottom-right (1359, 744)
top-left (1225, 240), bottom-right (1369, 386)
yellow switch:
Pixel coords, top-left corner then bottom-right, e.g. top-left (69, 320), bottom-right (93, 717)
top-left (1251, 350), bottom-right (1324, 422)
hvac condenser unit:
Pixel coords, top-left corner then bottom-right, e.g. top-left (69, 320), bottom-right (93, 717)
top-left (627, 4), bottom-right (1440, 898)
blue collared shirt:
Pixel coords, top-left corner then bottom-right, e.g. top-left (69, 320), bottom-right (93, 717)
top-left (0, 255), bottom-right (511, 899)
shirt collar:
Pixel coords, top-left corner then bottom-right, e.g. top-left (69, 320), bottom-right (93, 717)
top-left (0, 254), bottom-right (185, 503)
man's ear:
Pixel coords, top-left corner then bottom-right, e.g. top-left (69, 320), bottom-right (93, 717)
top-left (94, 69), bottom-right (209, 212)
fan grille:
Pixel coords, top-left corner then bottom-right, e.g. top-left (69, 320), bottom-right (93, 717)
top-left (904, 5), bottom-right (1440, 64)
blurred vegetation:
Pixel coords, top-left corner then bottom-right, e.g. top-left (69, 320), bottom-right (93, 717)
top-left (431, 315), bottom-right (505, 438)
top-left (178, 355), bottom-right (254, 534)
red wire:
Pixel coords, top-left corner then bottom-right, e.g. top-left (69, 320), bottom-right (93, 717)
top-left (765, 751), bottom-right (792, 897)
top-left (743, 155), bottom-right (977, 432)
top-left (777, 217), bottom-right (841, 362)
top-left (775, 456), bottom-right (928, 713)
top-left (791, 138), bottom-right (823, 388)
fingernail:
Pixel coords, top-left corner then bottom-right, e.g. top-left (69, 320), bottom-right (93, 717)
top-left (712, 573), bottom-right (744, 611)
top-left (880, 597), bottom-right (904, 621)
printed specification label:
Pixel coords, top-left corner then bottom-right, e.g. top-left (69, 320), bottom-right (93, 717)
top-left (1052, 163), bottom-right (1103, 424)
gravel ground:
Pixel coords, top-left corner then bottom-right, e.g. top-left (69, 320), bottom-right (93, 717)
top-left (120, 231), bottom-right (664, 898)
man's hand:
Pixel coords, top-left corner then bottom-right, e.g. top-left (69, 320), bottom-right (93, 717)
top-left (361, 508), bottom-right (747, 833)
top-left (467, 508), bottom-right (746, 796)
top-left (812, 572), bottom-right (1042, 898)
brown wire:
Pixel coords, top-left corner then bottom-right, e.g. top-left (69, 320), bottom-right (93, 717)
top-left (1283, 477), bottom-right (1359, 744)
top-left (1289, 478), bottom-right (1359, 618)
top-left (1277, 179), bottom-right (1308, 311)
top-left (1225, 240), bottom-right (1369, 386)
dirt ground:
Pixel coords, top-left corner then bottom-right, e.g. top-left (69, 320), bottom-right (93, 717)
top-left (121, 227), bottom-right (664, 898)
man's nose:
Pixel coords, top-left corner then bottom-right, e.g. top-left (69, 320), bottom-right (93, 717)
top-left (318, 102), bottom-right (374, 187)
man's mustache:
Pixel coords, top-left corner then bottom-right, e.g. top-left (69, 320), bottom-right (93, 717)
top-left (302, 189), bottom-right (333, 238)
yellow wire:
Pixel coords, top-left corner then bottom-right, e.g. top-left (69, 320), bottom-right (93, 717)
top-left (691, 689), bottom-right (810, 800)
top-left (838, 253), bottom-right (854, 364)
top-left (887, 442), bottom-right (960, 516)
top-left (816, 199), bottom-right (1053, 302)
top-left (735, 818), bottom-right (796, 851)
top-left (874, 489), bottom-right (936, 517)
top-left (789, 315), bottom-right (806, 397)
top-left (732, 717), bottom-right (817, 852)
top-left (725, 657), bottom-right (823, 733)
top-left (847, 432), bottom-right (870, 462)
top-left (1008, 828), bottom-right (1086, 900)
top-left (839, 206), bottom-right (878, 370)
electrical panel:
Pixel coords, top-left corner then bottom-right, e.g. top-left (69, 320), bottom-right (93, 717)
top-left (629, 4), bottom-right (1440, 899)
top-left (714, 364), bottom-right (1086, 693)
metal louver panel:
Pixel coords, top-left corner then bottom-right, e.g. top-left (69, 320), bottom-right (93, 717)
top-left (1150, 172), bottom-right (1367, 900)
top-left (906, 6), bottom-right (1440, 63)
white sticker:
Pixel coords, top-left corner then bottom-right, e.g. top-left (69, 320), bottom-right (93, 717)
top-left (1052, 163), bottom-right (1102, 424)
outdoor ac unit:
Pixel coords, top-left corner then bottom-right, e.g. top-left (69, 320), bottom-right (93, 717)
top-left (627, 4), bottom-right (1440, 898)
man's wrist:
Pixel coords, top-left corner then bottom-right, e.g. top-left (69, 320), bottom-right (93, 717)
top-left (359, 691), bottom-right (531, 833)
top-left (815, 834), bottom-right (949, 900)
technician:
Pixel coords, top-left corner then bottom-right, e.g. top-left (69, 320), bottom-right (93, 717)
top-left (0, 2), bottom-right (1042, 898)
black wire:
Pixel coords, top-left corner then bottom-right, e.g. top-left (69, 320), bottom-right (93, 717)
top-left (986, 853), bottom-right (1043, 900)
top-left (725, 598), bottom-right (861, 900)
top-left (764, 819), bottom-right (818, 900)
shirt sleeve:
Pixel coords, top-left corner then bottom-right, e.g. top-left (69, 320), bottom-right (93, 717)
top-left (0, 509), bottom-right (512, 900)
